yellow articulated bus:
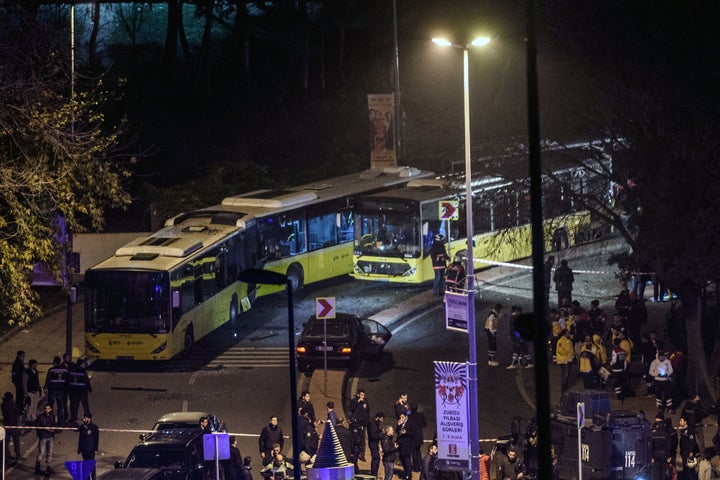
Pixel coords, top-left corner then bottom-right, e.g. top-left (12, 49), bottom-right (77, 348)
top-left (84, 210), bottom-right (257, 361)
top-left (350, 144), bottom-right (614, 284)
top-left (84, 166), bottom-right (432, 360)
top-left (219, 166), bottom-right (434, 296)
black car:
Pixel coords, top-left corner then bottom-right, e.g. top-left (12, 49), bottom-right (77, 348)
top-left (114, 429), bottom-right (210, 480)
top-left (295, 313), bottom-right (392, 371)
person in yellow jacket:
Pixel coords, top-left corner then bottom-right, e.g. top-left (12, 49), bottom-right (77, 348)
top-left (555, 329), bottom-right (575, 393)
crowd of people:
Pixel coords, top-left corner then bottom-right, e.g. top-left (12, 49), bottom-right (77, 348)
top-left (3, 350), bottom-right (96, 477)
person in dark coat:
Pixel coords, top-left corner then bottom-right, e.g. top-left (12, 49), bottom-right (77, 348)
top-left (430, 234), bottom-right (449, 295)
top-left (367, 412), bottom-right (385, 477)
top-left (240, 456), bottom-right (254, 480)
top-left (77, 413), bottom-right (100, 480)
top-left (349, 389), bottom-right (370, 462)
top-left (11, 351), bottom-right (25, 410)
top-left (259, 416), bottom-right (284, 465)
top-left (335, 417), bottom-right (356, 467)
top-left (222, 436), bottom-right (244, 480)
top-left (553, 259), bottom-right (574, 305)
top-left (2, 392), bottom-right (23, 464)
top-left (396, 412), bottom-right (417, 480)
top-left (420, 444), bottom-right (438, 480)
top-left (409, 403), bottom-right (427, 472)
top-left (381, 425), bottom-right (399, 480)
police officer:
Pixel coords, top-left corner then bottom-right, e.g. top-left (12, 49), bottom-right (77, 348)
top-left (68, 358), bottom-right (92, 423)
top-left (45, 356), bottom-right (69, 423)
top-left (651, 411), bottom-right (670, 480)
top-left (349, 389), bottom-right (370, 462)
top-left (678, 416), bottom-right (700, 480)
top-left (682, 394), bottom-right (712, 454)
top-left (367, 411), bottom-right (385, 477)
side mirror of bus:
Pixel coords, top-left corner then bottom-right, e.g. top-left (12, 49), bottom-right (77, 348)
top-left (336, 213), bottom-right (341, 228)
top-left (172, 291), bottom-right (180, 309)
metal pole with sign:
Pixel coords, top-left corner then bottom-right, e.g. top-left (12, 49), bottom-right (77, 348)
top-left (577, 402), bottom-right (584, 480)
top-left (316, 297), bottom-right (336, 394)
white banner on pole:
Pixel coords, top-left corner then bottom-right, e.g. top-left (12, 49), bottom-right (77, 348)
top-left (434, 361), bottom-right (470, 471)
top-left (445, 291), bottom-right (470, 333)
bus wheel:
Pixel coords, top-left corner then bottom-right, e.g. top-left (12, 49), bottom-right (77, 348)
top-left (228, 296), bottom-right (239, 331)
top-left (552, 230), bottom-right (569, 252)
top-left (287, 265), bottom-right (304, 293)
top-left (184, 327), bottom-right (194, 353)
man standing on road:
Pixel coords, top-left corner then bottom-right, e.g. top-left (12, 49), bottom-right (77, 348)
top-left (367, 411), bottom-right (385, 477)
top-left (35, 403), bottom-right (57, 476)
top-left (381, 425), bottom-right (398, 480)
top-left (409, 403), bottom-right (427, 472)
top-left (484, 304), bottom-right (502, 367)
top-left (349, 389), bottom-right (370, 462)
top-left (430, 234), bottom-right (449, 296)
top-left (393, 392), bottom-right (411, 419)
top-left (683, 394), bottom-right (712, 453)
top-left (77, 413), bottom-right (100, 480)
top-left (23, 358), bottom-right (42, 423)
top-left (326, 401), bottom-right (338, 426)
top-left (650, 350), bottom-right (674, 412)
top-left (299, 391), bottom-right (317, 425)
top-left (396, 412), bottom-right (417, 480)
top-left (68, 358), bottom-right (93, 423)
top-left (11, 350), bottom-right (25, 410)
top-left (555, 329), bottom-right (575, 393)
top-left (45, 356), bottom-right (69, 424)
top-left (553, 259), bottom-right (574, 305)
top-left (2, 392), bottom-right (23, 465)
top-left (544, 256), bottom-right (555, 307)
top-left (259, 416), bottom-right (284, 464)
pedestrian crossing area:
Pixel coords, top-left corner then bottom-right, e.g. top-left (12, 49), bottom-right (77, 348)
top-left (206, 346), bottom-right (290, 368)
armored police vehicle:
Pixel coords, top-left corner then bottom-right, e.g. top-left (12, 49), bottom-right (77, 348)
top-left (506, 391), bottom-right (653, 480)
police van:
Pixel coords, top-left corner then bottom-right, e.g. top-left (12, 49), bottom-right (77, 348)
top-left (507, 391), bottom-right (653, 480)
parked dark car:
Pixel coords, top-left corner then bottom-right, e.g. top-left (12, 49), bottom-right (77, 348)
top-left (153, 411), bottom-right (225, 432)
top-left (98, 468), bottom-right (165, 480)
top-left (295, 313), bottom-right (392, 371)
top-left (114, 429), bottom-right (210, 480)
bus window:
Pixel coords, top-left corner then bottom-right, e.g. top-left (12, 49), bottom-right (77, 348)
top-left (308, 212), bottom-right (338, 250)
top-left (279, 213), bottom-right (307, 256)
top-left (493, 193), bottom-right (515, 230)
top-left (337, 210), bottom-right (353, 243)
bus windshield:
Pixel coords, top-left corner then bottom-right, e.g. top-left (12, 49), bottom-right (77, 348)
top-left (354, 212), bottom-right (421, 258)
top-left (85, 271), bottom-right (171, 334)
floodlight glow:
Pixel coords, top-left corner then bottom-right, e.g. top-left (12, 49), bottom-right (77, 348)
top-left (471, 36), bottom-right (491, 47)
top-left (432, 38), bottom-right (453, 47)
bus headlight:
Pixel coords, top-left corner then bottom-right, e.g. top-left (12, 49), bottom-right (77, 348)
top-left (401, 266), bottom-right (416, 277)
top-left (86, 342), bottom-right (99, 354)
top-left (151, 343), bottom-right (168, 354)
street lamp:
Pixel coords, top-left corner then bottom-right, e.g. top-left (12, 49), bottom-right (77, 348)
top-left (432, 35), bottom-right (490, 480)
top-left (236, 269), bottom-right (301, 480)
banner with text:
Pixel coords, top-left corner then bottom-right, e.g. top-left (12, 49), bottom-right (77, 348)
top-left (367, 94), bottom-right (396, 168)
top-left (445, 291), bottom-right (470, 333)
top-left (434, 361), bottom-right (470, 471)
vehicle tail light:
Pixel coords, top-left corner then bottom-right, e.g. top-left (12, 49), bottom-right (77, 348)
top-left (340, 347), bottom-right (352, 354)
top-left (296, 346), bottom-right (307, 354)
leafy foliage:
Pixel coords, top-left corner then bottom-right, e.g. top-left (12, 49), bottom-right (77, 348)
top-left (0, 9), bottom-right (132, 326)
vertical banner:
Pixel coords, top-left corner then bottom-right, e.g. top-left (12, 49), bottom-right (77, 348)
top-left (367, 94), bottom-right (397, 168)
top-left (434, 361), bottom-right (470, 471)
top-left (445, 291), bottom-right (470, 333)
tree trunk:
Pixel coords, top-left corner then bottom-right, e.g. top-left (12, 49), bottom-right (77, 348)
top-left (682, 289), bottom-right (717, 402)
top-left (164, 0), bottom-right (179, 66)
top-left (87, 1), bottom-right (101, 68)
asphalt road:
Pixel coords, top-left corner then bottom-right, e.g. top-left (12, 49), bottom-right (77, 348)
top-left (4, 239), bottom-right (674, 479)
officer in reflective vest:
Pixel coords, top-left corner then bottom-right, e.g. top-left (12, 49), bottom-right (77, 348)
top-left (44, 356), bottom-right (69, 423)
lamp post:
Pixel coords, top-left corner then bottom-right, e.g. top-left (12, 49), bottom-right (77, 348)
top-left (432, 36), bottom-right (490, 480)
top-left (237, 269), bottom-right (301, 480)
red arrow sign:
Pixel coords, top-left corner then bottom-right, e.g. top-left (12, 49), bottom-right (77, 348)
top-left (316, 297), bottom-right (336, 319)
top-left (439, 201), bottom-right (459, 220)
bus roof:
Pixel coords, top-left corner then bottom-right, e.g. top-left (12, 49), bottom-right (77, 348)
top-left (218, 166), bottom-right (433, 218)
top-left (88, 210), bottom-right (252, 272)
